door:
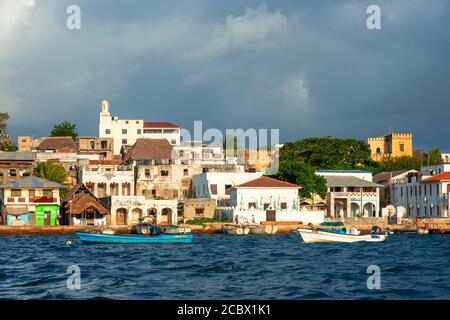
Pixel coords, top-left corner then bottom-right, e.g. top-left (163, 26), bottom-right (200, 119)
top-left (266, 210), bottom-right (276, 221)
top-left (44, 211), bottom-right (51, 226)
top-left (117, 210), bottom-right (126, 225)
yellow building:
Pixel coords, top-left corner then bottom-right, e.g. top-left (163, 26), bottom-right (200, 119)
top-left (367, 133), bottom-right (413, 161)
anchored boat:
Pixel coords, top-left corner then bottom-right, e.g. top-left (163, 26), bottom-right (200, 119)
top-left (76, 222), bottom-right (192, 244)
top-left (222, 224), bottom-right (250, 235)
top-left (297, 225), bottom-right (388, 243)
top-left (248, 224), bottom-right (278, 235)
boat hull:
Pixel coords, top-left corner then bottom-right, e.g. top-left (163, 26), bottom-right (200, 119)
top-left (76, 232), bottom-right (193, 244)
top-left (248, 225), bottom-right (278, 235)
top-left (222, 225), bottom-right (250, 235)
top-left (297, 229), bottom-right (387, 243)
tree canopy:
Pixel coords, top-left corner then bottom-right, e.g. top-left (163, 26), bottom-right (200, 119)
top-left (275, 160), bottom-right (327, 199)
top-left (0, 112), bottom-right (17, 151)
top-left (280, 137), bottom-right (380, 173)
top-left (50, 121), bottom-right (78, 137)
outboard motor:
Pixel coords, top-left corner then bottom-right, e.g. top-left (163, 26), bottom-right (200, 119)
top-left (371, 226), bottom-right (382, 235)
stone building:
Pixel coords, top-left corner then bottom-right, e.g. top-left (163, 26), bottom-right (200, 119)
top-left (0, 152), bottom-right (35, 184)
top-left (367, 133), bottom-right (413, 161)
top-left (181, 198), bottom-right (216, 222)
top-left (76, 136), bottom-right (114, 161)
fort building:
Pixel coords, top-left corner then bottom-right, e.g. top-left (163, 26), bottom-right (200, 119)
top-left (367, 133), bottom-right (413, 161)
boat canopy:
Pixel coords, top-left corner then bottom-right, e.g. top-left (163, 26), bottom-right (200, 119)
top-left (319, 221), bottom-right (344, 227)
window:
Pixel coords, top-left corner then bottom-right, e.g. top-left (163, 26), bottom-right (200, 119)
top-left (225, 184), bottom-right (232, 195)
top-left (151, 190), bottom-right (156, 197)
top-left (264, 203), bottom-right (270, 210)
top-left (90, 141), bottom-right (95, 149)
top-left (195, 207), bottom-right (205, 216)
top-left (161, 170), bottom-right (169, 176)
top-left (43, 189), bottom-right (53, 197)
top-left (101, 140), bottom-right (108, 149)
top-left (399, 144), bottom-right (405, 152)
top-left (248, 202), bottom-right (256, 209)
top-left (171, 139), bottom-right (176, 145)
top-left (122, 129), bottom-right (127, 134)
top-left (122, 139), bottom-right (127, 145)
top-left (183, 169), bottom-right (189, 176)
top-left (105, 129), bottom-right (111, 135)
top-left (376, 147), bottom-right (381, 154)
top-left (210, 184), bottom-right (217, 195)
top-left (137, 129), bottom-right (141, 135)
top-left (145, 169), bottom-right (151, 178)
top-left (281, 202), bottom-right (287, 209)
top-left (29, 189), bottom-right (35, 197)
top-left (11, 189), bottom-right (21, 197)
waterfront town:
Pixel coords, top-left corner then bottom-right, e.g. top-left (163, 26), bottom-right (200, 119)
top-left (0, 100), bottom-right (449, 235)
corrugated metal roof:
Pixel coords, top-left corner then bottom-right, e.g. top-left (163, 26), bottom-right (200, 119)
top-left (0, 152), bottom-right (35, 161)
top-left (0, 177), bottom-right (66, 189)
top-left (323, 175), bottom-right (383, 188)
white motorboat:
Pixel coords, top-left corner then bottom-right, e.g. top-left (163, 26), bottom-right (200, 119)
top-left (248, 224), bottom-right (278, 235)
top-left (296, 227), bottom-right (388, 243)
top-left (222, 224), bottom-right (250, 235)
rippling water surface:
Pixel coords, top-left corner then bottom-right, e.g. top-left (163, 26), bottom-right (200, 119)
top-left (0, 234), bottom-right (449, 299)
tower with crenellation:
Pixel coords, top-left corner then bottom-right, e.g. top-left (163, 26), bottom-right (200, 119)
top-left (367, 133), bottom-right (413, 161)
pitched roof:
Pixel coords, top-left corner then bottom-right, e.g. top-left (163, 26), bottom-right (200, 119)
top-left (63, 193), bottom-right (109, 215)
top-left (37, 137), bottom-right (77, 151)
top-left (323, 175), bottom-right (383, 188)
top-left (62, 183), bottom-right (95, 203)
top-left (421, 172), bottom-right (450, 183)
top-left (0, 151), bottom-right (35, 161)
top-left (0, 176), bottom-right (66, 189)
top-left (143, 122), bottom-right (180, 128)
top-left (233, 176), bottom-right (299, 189)
top-left (124, 139), bottom-right (173, 161)
top-left (373, 170), bottom-right (414, 183)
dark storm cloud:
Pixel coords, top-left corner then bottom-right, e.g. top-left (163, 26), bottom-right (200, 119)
top-left (1, 0), bottom-right (449, 150)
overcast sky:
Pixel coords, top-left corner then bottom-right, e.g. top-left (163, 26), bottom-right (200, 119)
top-left (1, 0), bottom-right (450, 150)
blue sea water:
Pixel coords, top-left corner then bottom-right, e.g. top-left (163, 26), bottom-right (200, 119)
top-left (0, 233), bottom-right (449, 300)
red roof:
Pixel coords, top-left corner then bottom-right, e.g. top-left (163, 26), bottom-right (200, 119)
top-left (143, 122), bottom-right (180, 128)
top-left (421, 172), bottom-right (450, 183)
top-left (233, 176), bottom-right (299, 189)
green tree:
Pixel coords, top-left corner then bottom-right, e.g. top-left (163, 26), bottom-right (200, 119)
top-left (380, 156), bottom-right (422, 171)
top-left (426, 147), bottom-right (443, 166)
top-left (276, 160), bottom-right (327, 199)
top-left (0, 112), bottom-right (17, 151)
top-left (33, 161), bottom-right (68, 184)
top-left (50, 121), bottom-right (78, 137)
top-left (280, 137), bottom-right (381, 173)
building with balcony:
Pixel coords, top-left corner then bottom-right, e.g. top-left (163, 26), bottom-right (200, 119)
top-left (98, 100), bottom-right (180, 155)
top-left (391, 167), bottom-right (450, 218)
top-left (79, 160), bottom-right (134, 198)
top-left (315, 170), bottom-right (383, 218)
top-left (0, 177), bottom-right (65, 226)
top-left (373, 169), bottom-right (418, 207)
top-left (367, 133), bottom-right (413, 161)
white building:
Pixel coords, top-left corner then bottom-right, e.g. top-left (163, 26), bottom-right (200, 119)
top-left (441, 153), bottom-right (450, 164)
top-left (191, 171), bottom-right (263, 205)
top-left (99, 100), bottom-right (181, 155)
top-left (79, 160), bottom-right (135, 198)
top-left (220, 176), bottom-right (324, 224)
top-left (315, 170), bottom-right (382, 218)
top-left (173, 141), bottom-right (229, 166)
top-left (373, 169), bottom-right (418, 207)
top-left (391, 166), bottom-right (450, 218)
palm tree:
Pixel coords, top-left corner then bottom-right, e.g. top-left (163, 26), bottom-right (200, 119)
top-left (33, 161), bottom-right (68, 184)
top-left (0, 112), bottom-right (9, 133)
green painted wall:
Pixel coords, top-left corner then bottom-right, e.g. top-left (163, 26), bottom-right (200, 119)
top-left (35, 204), bottom-right (60, 226)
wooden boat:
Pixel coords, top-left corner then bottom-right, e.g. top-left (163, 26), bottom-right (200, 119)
top-left (222, 224), bottom-right (250, 235)
top-left (417, 228), bottom-right (430, 235)
top-left (248, 224), bottom-right (278, 235)
top-left (162, 225), bottom-right (192, 234)
top-left (297, 226), bottom-right (388, 243)
top-left (76, 232), bottom-right (193, 244)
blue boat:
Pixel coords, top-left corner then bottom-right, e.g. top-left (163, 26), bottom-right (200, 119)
top-left (76, 221), bottom-right (192, 244)
top-left (76, 232), bottom-right (193, 244)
